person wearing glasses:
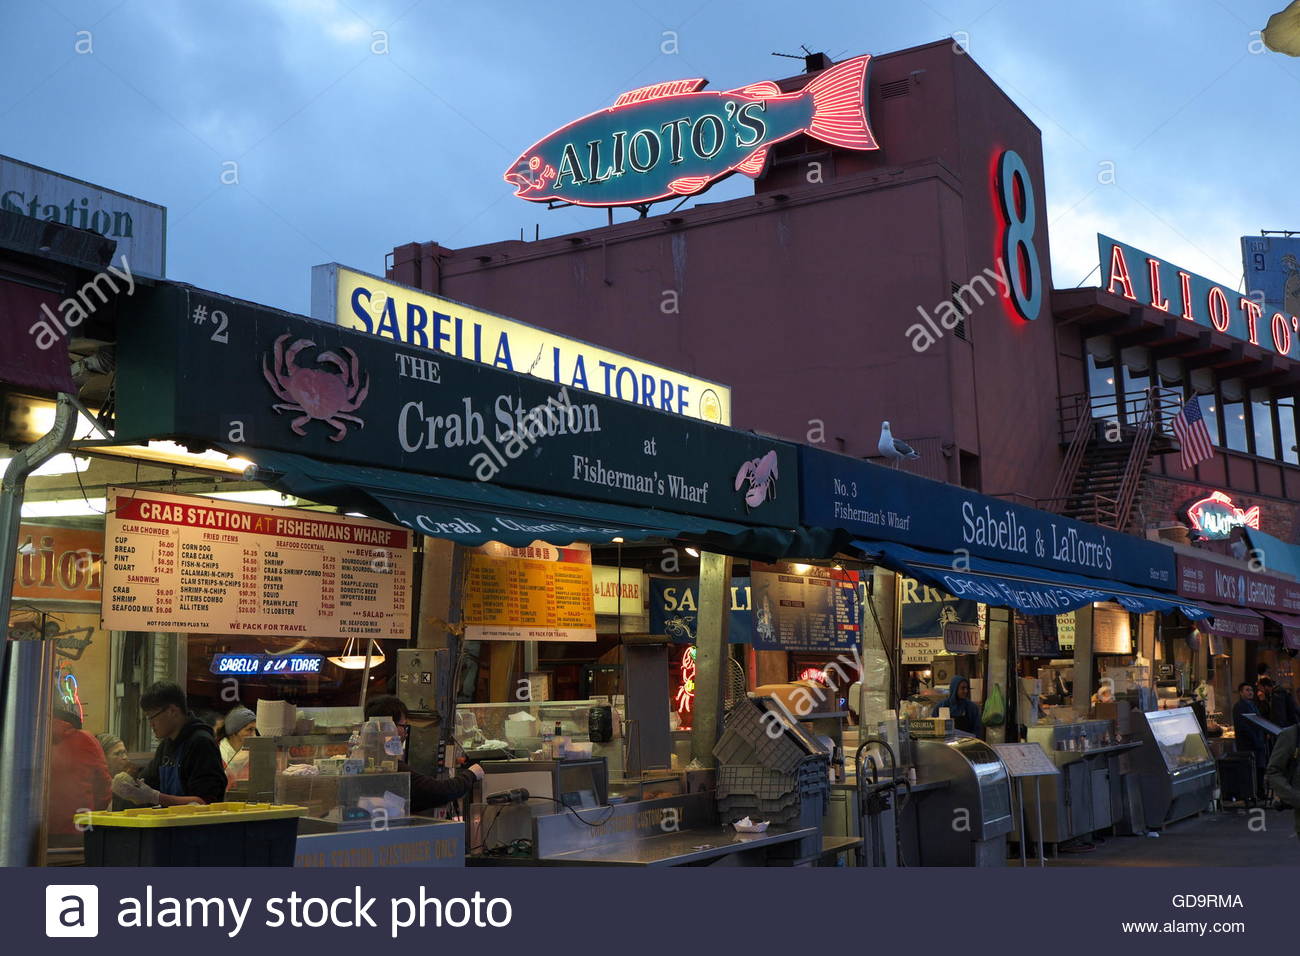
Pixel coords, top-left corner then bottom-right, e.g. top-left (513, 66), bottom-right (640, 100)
top-left (364, 695), bottom-right (483, 812)
top-left (111, 682), bottom-right (226, 807)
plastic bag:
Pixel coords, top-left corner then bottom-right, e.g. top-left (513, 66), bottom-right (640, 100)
top-left (983, 682), bottom-right (1006, 727)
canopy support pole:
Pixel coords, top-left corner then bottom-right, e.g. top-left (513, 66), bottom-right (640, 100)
top-left (690, 551), bottom-right (733, 766)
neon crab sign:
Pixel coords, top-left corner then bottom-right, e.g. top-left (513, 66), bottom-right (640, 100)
top-left (1184, 491), bottom-right (1260, 540)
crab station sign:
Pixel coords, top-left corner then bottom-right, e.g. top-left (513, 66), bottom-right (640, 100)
top-left (115, 282), bottom-right (801, 530)
top-left (1100, 234), bottom-right (1300, 357)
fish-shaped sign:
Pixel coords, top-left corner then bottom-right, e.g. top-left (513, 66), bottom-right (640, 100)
top-left (505, 55), bottom-right (879, 208)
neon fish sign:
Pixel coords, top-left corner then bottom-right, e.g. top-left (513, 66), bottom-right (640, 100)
top-left (505, 56), bottom-right (879, 207)
top-left (1184, 491), bottom-right (1260, 540)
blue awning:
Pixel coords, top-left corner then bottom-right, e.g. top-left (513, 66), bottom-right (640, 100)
top-left (854, 540), bottom-right (1210, 619)
top-left (227, 446), bottom-right (818, 557)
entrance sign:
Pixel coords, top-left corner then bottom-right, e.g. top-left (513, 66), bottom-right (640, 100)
top-left (311, 264), bottom-right (731, 424)
top-left (943, 622), bottom-right (981, 654)
top-left (102, 488), bottom-right (413, 638)
top-left (1099, 234), bottom-right (1299, 357)
top-left (505, 56), bottom-right (878, 208)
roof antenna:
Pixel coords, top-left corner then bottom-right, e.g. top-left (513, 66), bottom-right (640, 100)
top-left (772, 46), bottom-right (832, 72)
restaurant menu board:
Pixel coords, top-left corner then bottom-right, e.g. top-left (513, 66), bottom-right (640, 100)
top-left (1056, 611), bottom-right (1076, 650)
top-left (992, 743), bottom-right (1060, 778)
top-left (1093, 605), bottom-right (1132, 655)
top-left (462, 542), bottom-right (596, 642)
top-left (1014, 613), bottom-right (1061, 657)
top-left (102, 488), bottom-right (413, 638)
top-left (750, 564), bottom-right (860, 652)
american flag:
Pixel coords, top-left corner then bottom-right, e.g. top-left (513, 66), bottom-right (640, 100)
top-left (1172, 395), bottom-right (1214, 470)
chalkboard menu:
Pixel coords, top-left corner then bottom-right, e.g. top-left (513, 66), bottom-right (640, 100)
top-left (1014, 613), bottom-right (1061, 657)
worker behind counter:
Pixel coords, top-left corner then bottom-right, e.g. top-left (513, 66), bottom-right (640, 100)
top-left (933, 676), bottom-right (984, 739)
top-left (364, 695), bottom-right (484, 812)
top-left (112, 681), bottom-right (227, 807)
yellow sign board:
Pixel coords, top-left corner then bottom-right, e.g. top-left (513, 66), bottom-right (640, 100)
top-left (311, 263), bottom-right (730, 424)
top-left (462, 541), bottom-right (596, 642)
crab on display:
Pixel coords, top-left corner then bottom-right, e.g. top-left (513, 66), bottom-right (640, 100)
top-left (263, 334), bottom-right (370, 442)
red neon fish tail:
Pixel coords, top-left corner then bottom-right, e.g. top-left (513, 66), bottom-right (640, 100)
top-left (803, 55), bottom-right (878, 150)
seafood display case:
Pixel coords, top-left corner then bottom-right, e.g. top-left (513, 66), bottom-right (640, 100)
top-left (1131, 707), bottom-right (1215, 829)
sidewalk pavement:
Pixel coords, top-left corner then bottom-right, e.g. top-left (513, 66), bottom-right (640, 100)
top-left (1045, 807), bottom-right (1298, 866)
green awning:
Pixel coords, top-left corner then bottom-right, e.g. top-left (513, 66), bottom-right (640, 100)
top-left (229, 447), bottom-right (818, 558)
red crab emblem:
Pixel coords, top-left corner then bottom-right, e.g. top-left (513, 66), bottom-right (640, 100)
top-left (262, 335), bottom-right (369, 442)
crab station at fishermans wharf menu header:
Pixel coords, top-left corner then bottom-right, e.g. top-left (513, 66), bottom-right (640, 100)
top-left (113, 284), bottom-right (799, 530)
top-left (100, 487), bottom-right (413, 638)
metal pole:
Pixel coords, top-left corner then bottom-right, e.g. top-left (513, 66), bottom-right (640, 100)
top-left (1036, 777), bottom-right (1046, 867)
top-left (0, 394), bottom-right (78, 867)
top-left (358, 640), bottom-right (375, 713)
top-left (690, 551), bottom-right (733, 765)
top-left (1018, 778), bottom-right (1027, 867)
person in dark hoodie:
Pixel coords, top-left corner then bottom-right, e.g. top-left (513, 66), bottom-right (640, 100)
top-left (112, 682), bottom-right (226, 807)
top-left (933, 676), bottom-right (983, 739)
top-left (364, 695), bottom-right (483, 812)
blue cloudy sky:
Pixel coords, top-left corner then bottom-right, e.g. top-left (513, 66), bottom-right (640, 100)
top-left (2, 0), bottom-right (1296, 313)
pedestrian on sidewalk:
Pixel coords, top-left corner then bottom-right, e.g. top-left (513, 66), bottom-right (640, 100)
top-left (1233, 682), bottom-right (1271, 797)
top-left (1265, 725), bottom-right (1300, 837)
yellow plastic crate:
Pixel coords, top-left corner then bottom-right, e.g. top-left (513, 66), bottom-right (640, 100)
top-left (75, 801), bottom-right (306, 829)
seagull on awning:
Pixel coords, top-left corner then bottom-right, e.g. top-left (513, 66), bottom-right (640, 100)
top-left (878, 421), bottom-right (919, 467)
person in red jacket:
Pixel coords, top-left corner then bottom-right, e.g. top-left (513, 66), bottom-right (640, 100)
top-left (47, 708), bottom-right (111, 846)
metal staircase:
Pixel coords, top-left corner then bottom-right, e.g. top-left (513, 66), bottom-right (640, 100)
top-left (1049, 387), bottom-right (1181, 532)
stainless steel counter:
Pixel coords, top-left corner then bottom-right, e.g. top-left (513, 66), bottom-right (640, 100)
top-left (537, 825), bottom-right (818, 866)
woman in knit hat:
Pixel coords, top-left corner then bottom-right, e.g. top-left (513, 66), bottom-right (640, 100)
top-left (217, 706), bottom-right (257, 784)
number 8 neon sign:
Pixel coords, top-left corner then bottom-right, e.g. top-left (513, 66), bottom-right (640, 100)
top-left (996, 149), bottom-right (1042, 321)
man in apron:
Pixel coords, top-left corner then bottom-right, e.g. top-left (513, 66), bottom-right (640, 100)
top-left (112, 682), bottom-right (227, 807)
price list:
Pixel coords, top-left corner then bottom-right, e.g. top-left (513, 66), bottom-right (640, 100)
top-left (463, 544), bottom-right (595, 642)
top-left (102, 488), bottom-right (413, 638)
top-left (750, 564), bottom-right (861, 652)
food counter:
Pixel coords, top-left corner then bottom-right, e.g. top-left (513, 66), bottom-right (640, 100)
top-left (1131, 707), bottom-right (1216, 829)
top-left (1014, 720), bottom-right (1140, 848)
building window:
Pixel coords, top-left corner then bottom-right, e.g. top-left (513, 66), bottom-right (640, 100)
top-left (1252, 397), bottom-right (1277, 459)
top-left (1120, 364), bottom-right (1150, 424)
top-left (1202, 394), bottom-right (1221, 446)
top-left (1087, 355), bottom-right (1117, 418)
top-left (1222, 399), bottom-right (1248, 452)
top-left (1280, 401), bottom-right (1299, 465)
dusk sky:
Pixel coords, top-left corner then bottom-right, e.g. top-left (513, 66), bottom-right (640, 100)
top-left (2, 0), bottom-right (1296, 314)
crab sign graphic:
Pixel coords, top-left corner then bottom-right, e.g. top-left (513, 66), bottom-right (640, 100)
top-left (263, 334), bottom-right (370, 442)
top-left (735, 450), bottom-right (779, 511)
